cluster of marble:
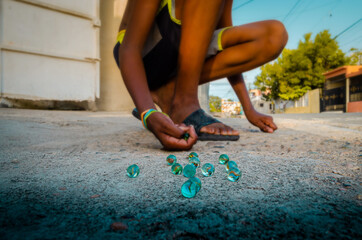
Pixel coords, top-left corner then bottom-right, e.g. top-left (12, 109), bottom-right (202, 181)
top-left (218, 154), bottom-right (241, 182)
top-left (125, 153), bottom-right (241, 197)
top-left (182, 152), bottom-right (202, 198)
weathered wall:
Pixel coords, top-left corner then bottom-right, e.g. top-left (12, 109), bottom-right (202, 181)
top-left (97, 0), bottom-right (133, 111)
top-left (284, 89), bottom-right (320, 114)
top-left (347, 101), bottom-right (362, 112)
top-left (0, 0), bottom-right (210, 112)
top-left (0, 0), bottom-right (100, 103)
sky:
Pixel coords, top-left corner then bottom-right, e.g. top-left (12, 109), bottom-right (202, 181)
top-left (210, 0), bottom-right (362, 101)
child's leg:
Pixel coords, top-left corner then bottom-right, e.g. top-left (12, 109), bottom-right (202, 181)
top-left (167, 0), bottom-right (241, 136)
top-left (200, 20), bottom-right (288, 83)
top-left (170, 0), bottom-right (225, 123)
top-left (151, 19), bottom-right (287, 135)
top-left (200, 20), bottom-right (288, 133)
top-left (153, 20), bottom-right (288, 90)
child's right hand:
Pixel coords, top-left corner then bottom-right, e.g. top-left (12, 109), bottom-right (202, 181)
top-left (146, 112), bottom-right (198, 150)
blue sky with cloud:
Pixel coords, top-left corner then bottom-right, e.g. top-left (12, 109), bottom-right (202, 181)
top-left (210, 0), bottom-right (362, 100)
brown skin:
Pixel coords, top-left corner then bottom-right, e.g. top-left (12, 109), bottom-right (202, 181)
top-left (118, 0), bottom-right (197, 150)
top-left (117, 0), bottom-right (288, 150)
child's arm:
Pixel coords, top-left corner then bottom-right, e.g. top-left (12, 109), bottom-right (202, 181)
top-left (218, 0), bottom-right (277, 133)
top-left (118, 0), bottom-right (197, 149)
top-left (229, 75), bottom-right (277, 133)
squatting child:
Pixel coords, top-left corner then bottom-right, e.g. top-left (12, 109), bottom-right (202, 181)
top-left (114, 0), bottom-right (288, 150)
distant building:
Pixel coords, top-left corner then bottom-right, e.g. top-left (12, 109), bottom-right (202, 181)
top-left (323, 66), bottom-right (362, 112)
top-left (249, 89), bottom-right (262, 98)
top-left (221, 99), bottom-right (241, 115)
top-left (249, 89), bottom-right (274, 114)
top-left (248, 88), bottom-right (322, 114)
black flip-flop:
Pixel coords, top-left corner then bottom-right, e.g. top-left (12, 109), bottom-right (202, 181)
top-left (183, 109), bottom-right (240, 141)
top-left (131, 108), bottom-right (239, 141)
top-left (132, 108), bottom-right (141, 120)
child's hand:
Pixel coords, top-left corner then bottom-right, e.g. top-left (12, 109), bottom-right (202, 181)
top-left (246, 110), bottom-right (278, 133)
top-left (147, 113), bottom-right (198, 150)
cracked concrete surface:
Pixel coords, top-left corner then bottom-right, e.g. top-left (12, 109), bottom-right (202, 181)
top-left (0, 109), bottom-right (361, 239)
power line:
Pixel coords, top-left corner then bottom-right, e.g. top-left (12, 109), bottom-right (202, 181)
top-left (284, 0), bottom-right (324, 29)
top-left (288, 0), bottom-right (312, 24)
top-left (340, 34), bottom-right (362, 47)
top-left (338, 30), bottom-right (362, 44)
top-left (310, 0), bottom-right (341, 34)
top-left (232, 0), bottom-right (254, 11)
top-left (251, 0), bottom-right (340, 21)
top-left (283, 0), bottom-right (302, 22)
top-left (333, 18), bottom-right (362, 40)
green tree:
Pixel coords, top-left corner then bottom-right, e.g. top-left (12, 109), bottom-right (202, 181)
top-left (349, 48), bottom-right (362, 65)
top-left (255, 30), bottom-right (352, 100)
top-left (209, 95), bottom-right (221, 112)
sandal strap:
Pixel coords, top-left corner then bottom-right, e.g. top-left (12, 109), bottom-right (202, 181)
top-left (183, 109), bottom-right (220, 134)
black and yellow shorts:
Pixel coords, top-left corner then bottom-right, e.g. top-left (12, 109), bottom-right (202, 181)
top-left (113, 0), bottom-right (230, 90)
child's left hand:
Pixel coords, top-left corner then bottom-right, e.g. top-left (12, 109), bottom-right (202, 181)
top-left (246, 110), bottom-right (278, 133)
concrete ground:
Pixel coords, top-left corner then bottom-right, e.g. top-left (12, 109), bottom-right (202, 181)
top-left (0, 108), bottom-right (361, 239)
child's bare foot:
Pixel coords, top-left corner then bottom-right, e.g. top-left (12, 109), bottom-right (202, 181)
top-left (170, 97), bottom-right (239, 137)
top-left (200, 122), bottom-right (239, 136)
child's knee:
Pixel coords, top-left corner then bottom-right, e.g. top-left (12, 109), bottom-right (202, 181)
top-left (271, 20), bottom-right (288, 47)
top-left (265, 20), bottom-right (288, 60)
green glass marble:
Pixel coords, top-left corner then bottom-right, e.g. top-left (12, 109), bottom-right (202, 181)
top-left (166, 155), bottom-right (177, 166)
top-left (219, 154), bottom-right (229, 165)
top-left (189, 177), bottom-right (202, 192)
top-left (188, 152), bottom-right (198, 159)
top-left (126, 164), bottom-right (139, 178)
top-left (183, 164), bottom-right (196, 178)
top-left (189, 157), bottom-right (200, 168)
top-left (201, 163), bottom-right (215, 177)
top-left (171, 163), bottom-right (183, 175)
top-left (225, 160), bottom-right (238, 172)
top-left (181, 179), bottom-right (197, 198)
top-left (227, 167), bottom-right (241, 182)
top-left (183, 133), bottom-right (190, 141)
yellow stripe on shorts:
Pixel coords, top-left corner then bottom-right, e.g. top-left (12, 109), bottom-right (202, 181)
top-left (117, 29), bottom-right (126, 44)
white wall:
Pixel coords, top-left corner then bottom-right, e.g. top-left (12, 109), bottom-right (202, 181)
top-left (0, 0), bottom-right (100, 101)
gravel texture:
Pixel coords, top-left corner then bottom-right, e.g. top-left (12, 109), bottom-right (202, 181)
top-left (0, 109), bottom-right (361, 239)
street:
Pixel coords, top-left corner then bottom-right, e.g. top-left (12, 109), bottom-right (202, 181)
top-left (0, 109), bottom-right (361, 239)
